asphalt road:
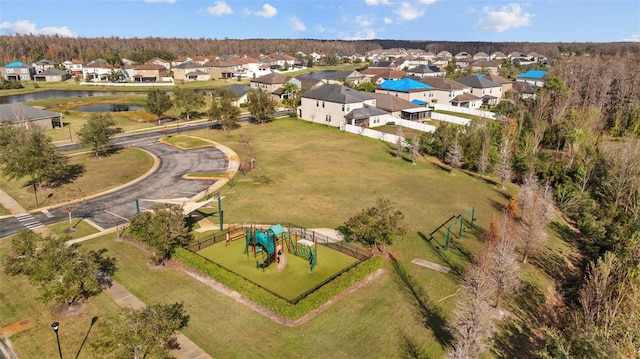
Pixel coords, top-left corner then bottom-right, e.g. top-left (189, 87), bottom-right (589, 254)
top-left (0, 130), bottom-right (228, 238)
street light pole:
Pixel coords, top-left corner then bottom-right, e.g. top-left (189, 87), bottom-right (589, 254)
top-left (51, 322), bottom-right (63, 359)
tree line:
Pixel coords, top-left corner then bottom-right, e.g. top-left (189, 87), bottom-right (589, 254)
top-left (1, 34), bottom-right (638, 65)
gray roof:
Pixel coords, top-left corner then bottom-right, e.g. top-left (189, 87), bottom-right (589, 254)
top-left (226, 84), bottom-right (251, 97)
top-left (185, 70), bottom-right (209, 77)
top-left (173, 62), bottom-right (204, 70)
top-left (346, 105), bottom-right (388, 120)
top-left (407, 65), bottom-right (443, 74)
top-left (298, 70), bottom-right (354, 81)
top-left (0, 104), bottom-right (62, 124)
top-left (456, 75), bottom-right (501, 89)
top-left (302, 84), bottom-right (374, 104)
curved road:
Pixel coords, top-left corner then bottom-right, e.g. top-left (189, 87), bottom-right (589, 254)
top-left (0, 134), bottom-right (228, 238)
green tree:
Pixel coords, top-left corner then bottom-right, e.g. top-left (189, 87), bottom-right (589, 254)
top-left (445, 58), bottom-right (458, 78)
top-left (92, 301), bottom-right (189, 359)
top-left (356, 81), bottom-right (377, 92)
top-left (172, 87), bottom-right (205, 121)
top-left (128, 203), bottom-right (193, 264)
top-left (339, 198), bottom-right (410, 253)
top-left (247, 88), bottom-right (278, 124)
top-left (281, 82), bottom-right (300, 118)
top-left (76, 112), bottom-right (121, 157)
top-left (145, 88), bottom-right (173, 119)
top-left (0, 125), bottom-right (68, 206)
top-left (208, 88), bottom-right (241, 136)
top-left (3, 230), bottom-right (117, 306)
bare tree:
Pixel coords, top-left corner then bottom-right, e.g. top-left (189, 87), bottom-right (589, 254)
top-left (476, 140), bottom-right (490, 175)
top-left (602, 139), bottom-right (640, 211)
top-left (517, 174), bottom-right (555, 263)
top-left (394, 127), bottom-right (405, 159)
top-left (409, 134), bottom-right (420, 164)
top-left (445, 140), bottom-right (464, 172)
top-left (58, 188), bottom-right (85, 232)
top-left (494, 139), bottom-right (513, 189)
top-left (448, 264), bottom-right (497, 359)
top-left (484, 213), bottom-right (521, 308)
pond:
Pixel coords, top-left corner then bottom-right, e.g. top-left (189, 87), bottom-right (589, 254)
top-left (75, 104), bottom-right (145, 112)
top-left (0, 90), bottom-right (146, 104)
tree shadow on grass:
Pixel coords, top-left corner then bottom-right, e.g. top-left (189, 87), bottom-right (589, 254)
top-left (390, 254), bottom-right (454, 349)
top-left (492, 281), bottom-right (547, 358)
top-left (45, 163), bottom-right (86, 187)
top-left (399, 332), bottom-right (429, 359)
top-left (417, 231), bottom-right (463, 278)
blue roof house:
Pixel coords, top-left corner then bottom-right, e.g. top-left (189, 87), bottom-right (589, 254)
top-left (375, 78), bottom-right (436, 105)
top-left (516, 70), bottom-right (547, 88)
top-left (0, 61), bottom-right (35, 81)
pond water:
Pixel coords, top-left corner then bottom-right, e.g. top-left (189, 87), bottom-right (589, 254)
top-left (76, 104), bottom-right (145, 112)
top-left (0, 90), bottom-right (146, 104)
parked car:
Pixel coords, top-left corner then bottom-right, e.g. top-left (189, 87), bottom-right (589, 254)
top-left (157, 117), bottom-right (177, 125)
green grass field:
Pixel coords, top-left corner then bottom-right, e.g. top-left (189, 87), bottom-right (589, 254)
top-left (197, 237), bottom-right (358, 301)
top-left (0, 118), bottom-right (576, 358)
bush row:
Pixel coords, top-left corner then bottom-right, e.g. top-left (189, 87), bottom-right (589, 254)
top-left (173, 248), bottom-right (383, 320)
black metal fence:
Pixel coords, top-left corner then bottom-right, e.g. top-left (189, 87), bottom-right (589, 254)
top-left (182, 222), bottom-right (374, 304)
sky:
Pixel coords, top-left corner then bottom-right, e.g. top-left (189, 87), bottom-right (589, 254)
top-left (0, 0), bottom-right (639, 43)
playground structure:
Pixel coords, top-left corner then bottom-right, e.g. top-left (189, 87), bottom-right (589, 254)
top-left (429, 207), bottom-right (476, 250)
top-left (244, 224), bottom-right (317, 272)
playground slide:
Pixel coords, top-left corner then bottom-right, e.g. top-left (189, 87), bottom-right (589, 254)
top-left (277, 252), bottom-right (287, 272)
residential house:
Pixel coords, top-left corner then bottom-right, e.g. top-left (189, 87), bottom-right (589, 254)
top-left (516, 70), bottom-right (547, 88)
top-left (369, 60), bottom-right (399, 70)
top-left (370, 93), bottom-right (430, 121)
top-left (455, 75), bottom-right (503, 105)
top-left (416, 77), bottom-right (471, 106)
top-left (234, 57), bottom-right (262, 78)
top-left (490, 51), bottom-right (507, 60)
top-left (470, 59), bottom-right (502, 75)
top-left (0, 62), bottom-right (35, 81)
top-left (297, 70), bottom-right (368, 86)
top-left (191, 56), bottom-right (210, 65)
top-left (173, 62), bottom-right (208, 81)
top-left (375, 78), bottom-right (436, 106)
top-left (0, 103), bottom-right (62, 130)
top-left (121, 58), bottom-right (136, 66)
top-left (289, 77), bottom-right (323, 92)
top-left (482, 74), bottom-right (513, 93)
top-left (407, 65), bottom-right (445, 78)
top-left (267, 53), bottom-right (296, 68)
top-left (63, 59), bottom-right (84, 76)
top-left (33, 69), bottom-right (71, 82)
top-left (133, 63), bottom-right (168, 82)
top-left (402, 57), bottom-right (431, 68)
top-left (145, 57), bottom-right (171, 70)
top-left (298, 84), bottom-right (385, 128)
top-left (450, 93), bottom-right (483, 108)
top-left (250, 72), bottom-right (291, 100)
top-left (359, 68), bottom-right (407, 83)
top-left (84, 59), bottom-right (113, 81)
top-left (32, 59), bottom-right (57, 73)
top-left (437, 51), bottom-right (452, 59)
top-left (456, 57), bottom-right (474, 69)
top-left (509, 81), bottom-right (536, 100)
top-left (204, 59), bottom-right (240, 79)
top-left (455, 52), bottom-right (471, 60)
top-left (473, 52), bottom-right (490, 61)
top-left (171, 56), bottom-right (192, 67)
top-left (225, 84), bottom-right (252, 105)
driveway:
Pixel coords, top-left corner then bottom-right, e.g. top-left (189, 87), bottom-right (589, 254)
top-left (0, 135), bottom-right (229, 237)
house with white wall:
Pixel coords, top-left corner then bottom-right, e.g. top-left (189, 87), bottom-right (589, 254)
top-left (298, 84), bottom-right (385, 128)
top-left (417, 77), bottom-right (471, 106)
top-left (455, 75), bottom-right (503, 105)
top-left (375, 78), bottom-right (436, 106)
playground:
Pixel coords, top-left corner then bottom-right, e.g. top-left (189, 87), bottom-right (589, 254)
top-left (196, 225), bottom-right (359, 302)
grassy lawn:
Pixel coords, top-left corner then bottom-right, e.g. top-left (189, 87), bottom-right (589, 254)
top-left (48, 220), bottom-right (100, 239)
top-left (197, 238), bottom-right (358, 301)
top-left (0, 118), bottom-right (577, 358)
top-left (0, 147), bottom-right (154, 210)
top-left (162, 135), bottom-right (213, 149)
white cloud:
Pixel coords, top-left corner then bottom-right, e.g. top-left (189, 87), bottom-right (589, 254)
top-left (394, 2), bottom-right (424, 20)
top-left (476, 3), bottom-right (532, 32)
top-left (0, 20), bottom-right (77, 37)
top-left (365, 0), bottom-right (391, 5)
top-left (255, 4), bottom-right (277, 18)
top-left (418, 0), bottom-right (437, 4)
top-left (207, 1), bottom-right (233, 16)
top-left (623, 34), bottom-right (640, 42)
top-left (315, 25), bottom-right (328, 33)
top-left (383, 17), bottom-right (393, 24)
top-left (354, 15), bottom-right (375, 28)
top-left (144, 0), bottom-right (176, 3)
top-left (290, 16), bottom-right (306, 31)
